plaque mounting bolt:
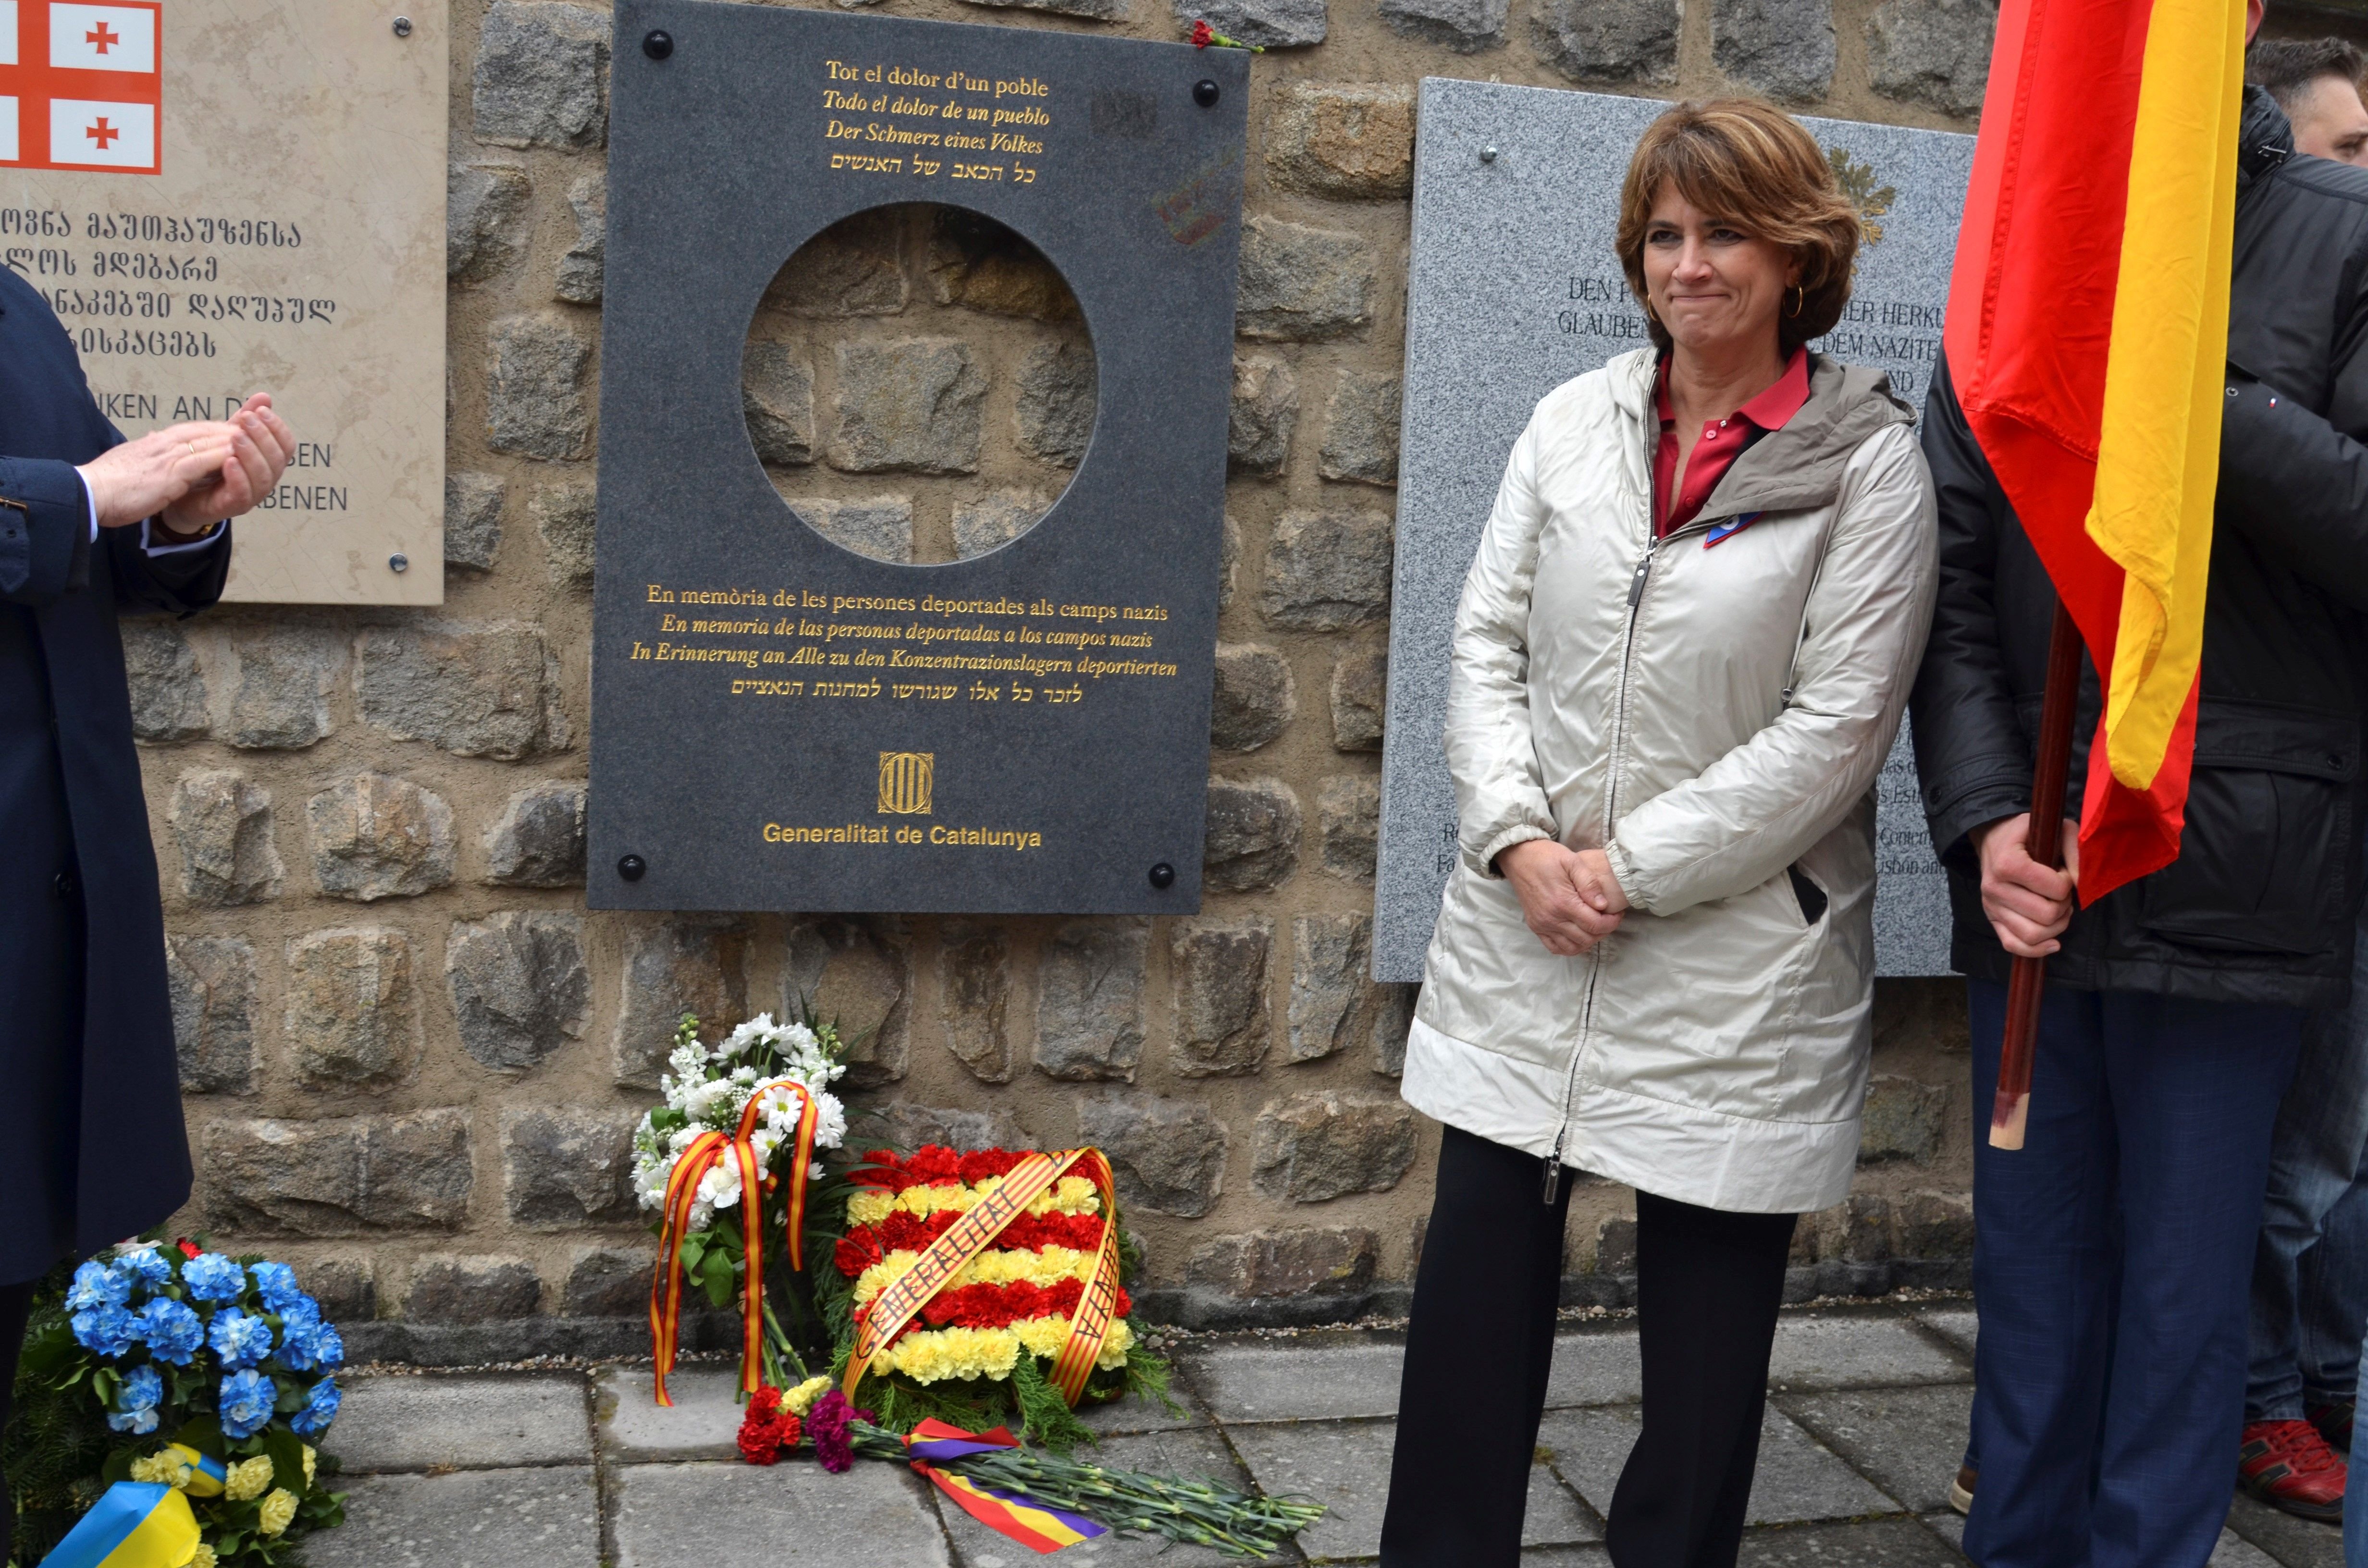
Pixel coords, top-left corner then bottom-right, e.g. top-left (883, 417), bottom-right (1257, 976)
top-left (1480, 144), bottom-right (1498, 162)
top-left (391, 14), bottom-right (412, 36)
top-left (642, 29), bottom-right (674, 59)
top-left (1148, 862), bottom-right (1176, 890)
top-left (387, 553), bottom-right (409, 573)
top-left (618, 854), bottom-right (648, 882)
top-left (1192, 79), bottom-right (1220, 108)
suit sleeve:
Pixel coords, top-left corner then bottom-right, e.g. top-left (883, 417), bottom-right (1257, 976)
top-left (108, 517), bottom-right (231, 615)
top-left (0, 455), bottom-right (94, 604)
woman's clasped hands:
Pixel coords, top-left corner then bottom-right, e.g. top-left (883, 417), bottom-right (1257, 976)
top-left (1496, 838), bottom-right (1630, 956)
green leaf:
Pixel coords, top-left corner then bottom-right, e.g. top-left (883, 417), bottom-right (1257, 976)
top-left (99, 1448), bottom-right (136, 1485)
top-left (261, 1426), bottom-right (307, 1494)
top-left (697, 1248), bottom-right (737, 1309)
top-left (650, 1107), bottom-right (688, 1134)
top-left (173, 1415), bottom-right (227, 1461)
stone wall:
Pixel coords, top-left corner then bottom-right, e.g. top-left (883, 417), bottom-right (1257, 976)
top-left (132, 0), bottom-right (2365, 1357)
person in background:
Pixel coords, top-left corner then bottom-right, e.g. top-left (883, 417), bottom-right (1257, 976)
top-left (2249, 37), bottom-right (2368, 165)
top-left (1912, 0), bottom-right (2368, 1558)
top-left (0, 259), bottom-right (294, 1568)
top-left (1379, 98), bottom-right (1936, 1568)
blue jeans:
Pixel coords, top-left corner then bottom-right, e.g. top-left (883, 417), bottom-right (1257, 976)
top-left (2247, 958), bottom-right (2368, 1421)
top-left (1965, 980), bottom-right (2302, 1568)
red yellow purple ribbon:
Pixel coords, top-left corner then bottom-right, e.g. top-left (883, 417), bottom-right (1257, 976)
top-left (902, 1419), bottom-right (1107, 1553)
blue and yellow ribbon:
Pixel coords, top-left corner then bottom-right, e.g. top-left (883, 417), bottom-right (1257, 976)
top-left (160, 1444), bottom-right (227, 1499)
top-left (36, 1482), bottom-right (199, 1568)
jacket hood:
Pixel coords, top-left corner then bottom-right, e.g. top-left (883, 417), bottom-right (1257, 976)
top-left (1612, 347), bottom-right (1915, 523)
top-left (2241, 83), bottom-right (2295, 187)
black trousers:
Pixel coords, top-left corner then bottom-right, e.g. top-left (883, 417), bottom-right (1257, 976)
top-left (1, 1279), bottom-right (35, 1568)
top-left (1380, 1126), bottom-right (1798, 1568)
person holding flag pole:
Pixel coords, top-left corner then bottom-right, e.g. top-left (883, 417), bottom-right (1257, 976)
top-left (1910, 0), bottom-right (2368, 1554)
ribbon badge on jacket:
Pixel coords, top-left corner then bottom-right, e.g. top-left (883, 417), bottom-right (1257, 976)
top-left (843, 1147), bottom-right (1122, 1406)
top-left (35, 1482), bottom-right (200, 1568)
top-left (647, 1077), bottom-right (822, 1405)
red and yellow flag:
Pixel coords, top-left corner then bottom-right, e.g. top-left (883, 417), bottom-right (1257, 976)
top-left (1942, 0), bottom-right (2246, 900)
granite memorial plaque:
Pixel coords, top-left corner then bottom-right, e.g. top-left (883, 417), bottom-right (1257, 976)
top-left (588, 0), bottom-right (1248, 915)
top-left (0, 0), bottom-right (449, 604)
top-left (1374, 80), bottom-right (1973, 982)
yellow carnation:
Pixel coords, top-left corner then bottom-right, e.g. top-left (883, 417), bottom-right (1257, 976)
top-left (302, 1446), bottom-right (317, 1486)
top-left (1098, 1316), bottom-right (1135, 1370)
top-left (257, 1487), bottom-right (297, 1537)
top-left (784, 1376), bottom-right (832, 1416)
top-left (130, 1453), bottom-right (192, 1488)
top-left (845, 1189), bottom-right (895, 1227)
top-left (191, 1544), bottom-right (217, 1568)
top-left (223, 1456), bottom-right (275, 1503)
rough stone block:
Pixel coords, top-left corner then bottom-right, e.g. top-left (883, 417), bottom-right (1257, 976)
top-left (1034, 918), bottom-right (1147, 1082)
top-left (1371, 981), bottom-right (1415, 1076)
top-left (564, 1246), bottom-right (650, 1316)
top-left (1595, 1214), bottom-right (1638, 1274)
top-left (1170, 0), bottom-right (1326, 47)
top-left (554, 170), bottom-right (605, 303)
top-left (937, 922), bottom-right (1011, 1083)
top-left (925, 208), bottom-right (1078, 318)
top-left (1319, 775), bottom-right (1381, 883)
top-left (1895, 1190), bottom-right (1974, 1259)
top-left (959, 0), bottom-right (1124, 19)
top-left (486, 313), bottom-right (593, 460)
top-left (448, 160), bottom-right (531, 283)
top-left (502, 1107), bottom-right (637, 1227)
top-left (472, 0), bottom-right (610, 150)
top-left (1013, 338), bottom-right (1097, 467)
top-left (449, 912), bottom-right (591, 1072)
top-left (122, 620), bottom-right (208, 741)
top-left (308, 772), bottom-right (456, 901)
top-left (1262, 506), bottom-right (1393, 630)
top-left (299, 1257), bottom-right (377, 1323)
top-left (827, 337), bottom-right (987, 475)
top-left (740, 342), bottom-right (814, 468)
top-left (1531, 0), bottom-right (1680, 84)
top-left (167, 935), bottom-right (256, 1094)
top-left (530, 481), bottom-right (597, 590)
top-left (171, 770), bottom-right (283, 906)
top-left (1330, 643), bottom-right (1387, 751)
top-left (1209, 642), bottom-right (1294, 752)
top-left (781, 495), bottom-right (913, 563)
top-left (1170, 918), bottom-right (1273, 1078)
top-left (1288, 913), bottom-right (1375, 1064)
top-left (1380, 0), bottom-right (1508, 49)
top-left (1320, 371), bottom-right (1403, 486)
top-left (407, 1256), bottom-right (543, 1321)
top-left (1867, 0), bottom-right (1995, 116)
top-left (785, 917), bottom-right (909, 1089)
top-left (1266, 83), bottom-right (1416, 198)
top-left (1076, 1091), bottom-right (1228, 1217)
top-left (1218, 512), bottom-right (1240, 612)
top-left (325, 1377), bottom-right (588, 1473)
top-left (1819, 1194), bottom-right (1893, 1263)
top-left (1185, 1226), bottom-right (1377, 1298)
top-left (874, 1102), bottom-right (1030, 1153)
top-left (1227, 353), bottom-right (1297, 478)
top-left (202, 1109), bottom-right (474, 1236)
top-left (950, 490), bottom-right (1049, 559)
top-left (483, 780), bottom-right (587, 887)
top-left (761, 208), bottom-right (907, 318)
top-left (1252, 1091), bottom-right (1418, 1201)
top-left (286, 927), bottom-right (422, 1088)
top-left (1712, 0), bottom-right (1837, 101)
top-left (444, 471), bottom-right (507, 573)
top-left (612, 918), bottom-right (752, 1089)
top-left (224, 627), bottom-right (342, 750)
top-left (1236, 215), bottom-right (1377, 342)
top-left (1859, 1074), bottom-right (1946, 1164)
top-left (358, 622), bottom-right (570, 760)
top-left (1204, 775), bottom-right (1301, 892)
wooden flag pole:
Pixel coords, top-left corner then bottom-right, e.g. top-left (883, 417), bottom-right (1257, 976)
top-left (1991, 599), bottom-right (2084, 1150)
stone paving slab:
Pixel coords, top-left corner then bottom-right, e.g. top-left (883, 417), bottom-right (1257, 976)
top-left (937, 1427), bottom-right (1284, 1567)
top-left (302, 1465), bottom-right (599, 1568)
top-left (1537, 1406), bottom-right (1895, 1527)
top-left (1735, 1518), bottom-right (1965, 1564)
top-left (1767, 1312), bottom-right (1968, 1392)
top-left (613, 1458), bottom-right (953, 1568)
top-left (1911, 1305), bottom-right (1979, 1360)
top-left (1922, 1506), bottom-right (2286, 1566)
top-left (325, 1373), bottom-right (589, 1473)
top-left (1181, 1339), bottom-right (1403, 1424)
top-left (598, 1367), bottom-right (744, 1462)
top-left (2225, 1494), bottom-right (2344, 1568)
top-left (1775, 1384), bottom-right (1974, 1513)
top-left (1543, 1330), bottom-right (1645, 1409)
top-left (1225, 1417), bottom-right (1599, 1560)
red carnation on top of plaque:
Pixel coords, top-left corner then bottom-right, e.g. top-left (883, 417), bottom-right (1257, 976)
top-left (1188, 17), bottom-right (1264, 49)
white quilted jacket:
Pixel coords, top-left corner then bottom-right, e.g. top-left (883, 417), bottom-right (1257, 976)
top-left (1405, 347), bottom-right (1939, 1214)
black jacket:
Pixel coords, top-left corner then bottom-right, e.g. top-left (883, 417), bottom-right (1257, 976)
top-left (0, 263), bottom-right (230, 1284)
top-left (1911, 87), bottom-right (2368, 1010)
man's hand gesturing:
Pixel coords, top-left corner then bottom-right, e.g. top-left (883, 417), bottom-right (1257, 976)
top-left (1498, 839), bottom-right (1628, 957)
top-left (77, 393), bottom-right (294, 537)
top-left (1973, 812), bottom-right (2081, 958)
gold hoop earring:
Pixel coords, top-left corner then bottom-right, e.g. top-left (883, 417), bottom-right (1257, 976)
top-left (1787, 285), bottom-right (1804, 318)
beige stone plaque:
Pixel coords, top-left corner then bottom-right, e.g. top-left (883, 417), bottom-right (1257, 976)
top-left (0, 0), bottom-right (447, 603)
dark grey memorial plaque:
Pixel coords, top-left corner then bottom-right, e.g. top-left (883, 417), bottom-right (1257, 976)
top-left (1374, 79), bottom-right (1973, 982)
top-left (588, 0), bottom-right (1248, 914)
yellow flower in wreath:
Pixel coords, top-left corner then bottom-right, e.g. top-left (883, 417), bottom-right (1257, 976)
top-left (223, 1456), bottom-right (275, 1503)
top-left (257, 1487), bottom-right (298, 1537)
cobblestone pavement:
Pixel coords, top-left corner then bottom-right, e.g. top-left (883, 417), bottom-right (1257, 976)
top-left (308, 1299), bottom-right (2334, 1568)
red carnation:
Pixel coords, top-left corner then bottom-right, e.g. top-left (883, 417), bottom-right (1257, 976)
top-left (1191, 17), bottom-right (1213, 45)
top-left (834, 1232), bottom-right (884, 1278)
top-left (737, 1387), bottom-right (797, 1465)
top-left (957, 1149), bottom-right (1025, 1184)
top-left (907, 1145), bottom-right (962, 1184)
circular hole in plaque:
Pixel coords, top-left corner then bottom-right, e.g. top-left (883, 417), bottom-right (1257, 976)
top-left (741, 203), bottom-right (1098, 565)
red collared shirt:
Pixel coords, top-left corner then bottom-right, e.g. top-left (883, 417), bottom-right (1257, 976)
top-left (1653, 347), bottom-right (1812, 539)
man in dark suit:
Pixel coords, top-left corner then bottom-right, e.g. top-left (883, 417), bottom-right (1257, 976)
top-left (0, 261), bottom-right (292, 1562)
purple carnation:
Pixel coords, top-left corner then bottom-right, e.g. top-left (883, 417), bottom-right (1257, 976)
top-left (806, 1390), bottom-right (872, 1474)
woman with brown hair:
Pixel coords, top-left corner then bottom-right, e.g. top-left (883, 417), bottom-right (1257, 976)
top-left (1379, 99), bottom-right (1938, 1567)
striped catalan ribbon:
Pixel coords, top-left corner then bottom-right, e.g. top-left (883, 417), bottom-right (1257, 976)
top-left (35, 1482), bottom-right (199, 1568)
top-left (647, 1078), bottom-right (823, 1405)
top-left (842, 1147), bottom-right (1124, 1406)
top-left (902, 1420), bottom-right (1108, 1554)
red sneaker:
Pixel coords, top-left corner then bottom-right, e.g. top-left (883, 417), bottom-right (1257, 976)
top-left (2311, 1400), bottom-right (2356, 1455)
top-left (2238, 1419), bottom-right (2347, 1523)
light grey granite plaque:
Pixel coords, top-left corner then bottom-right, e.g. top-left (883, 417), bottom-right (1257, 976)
top-left (1374, 79), bottom-right (1973, 982)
